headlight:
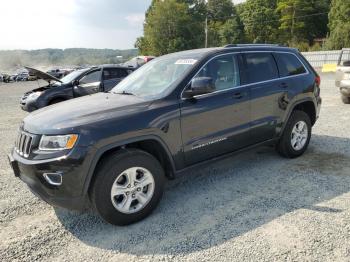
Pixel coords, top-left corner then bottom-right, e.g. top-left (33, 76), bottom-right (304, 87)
top-left (344, 73), bottom-right (350, 80)
top-left (39, 134), bottom-right (78, 151)
top-left (28, 92), bottom-right (41, 99)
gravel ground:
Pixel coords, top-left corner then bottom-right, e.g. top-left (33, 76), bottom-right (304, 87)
top-left (1, 74), bottom-right (350, 262)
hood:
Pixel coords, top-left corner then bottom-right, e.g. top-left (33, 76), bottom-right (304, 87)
top-left (23, 93), bottom-right (151, 134)
top-left (25, 66), bottom-right (62, 84)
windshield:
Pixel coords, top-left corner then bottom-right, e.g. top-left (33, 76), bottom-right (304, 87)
top-left (54, 69), bottom-right (88, 85)
top-left (112, 54), bottom-right (200, 99)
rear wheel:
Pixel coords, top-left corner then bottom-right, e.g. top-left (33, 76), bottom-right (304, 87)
top-left (91, 149), bottom-right (165, 225)
top-left (276, 110), bottom-right (311, 158)
top-left (341, 95), bottom-right (350, 104)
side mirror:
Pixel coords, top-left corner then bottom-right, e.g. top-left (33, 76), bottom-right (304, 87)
top-left (183, 77), bottom-right (215, 98)
top-left (72, 80), bottom-right (79, 86)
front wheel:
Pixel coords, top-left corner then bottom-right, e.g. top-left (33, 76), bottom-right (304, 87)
top-left (341, 95), bottom-right (350, 104)
top-left (276, 110), bottom-right (312, 158)
top-left (91, 149), bottom-right (165, 225)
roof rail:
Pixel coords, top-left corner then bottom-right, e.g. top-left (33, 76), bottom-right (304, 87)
top-left (224, 44), bottom-right (282, 48)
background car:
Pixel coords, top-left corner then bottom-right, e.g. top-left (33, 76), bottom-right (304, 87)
top-left (335, 48), bottom-right (350, 104)
top-left (10, 74), bottom-right (18, 82)
top-left (2, 73), bottom-right (11, 83)
top-left (16, 72), bottom-right (29, 81)
top-left (123, 56), bottom-right (155, 69)
top-left (21, 65), bottom-right (134, 112)
top-left (28, 73), bottom-right (38, 81)
top-left (46, 68), bottom-right (69, 79)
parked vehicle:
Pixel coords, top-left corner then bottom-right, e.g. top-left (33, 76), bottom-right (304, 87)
top-left (20, 65), bottom-right (134, 112)
top-left (2, 73), bottom-right (11, 83)
top-left (16, 72), bottom-right (29, 81)
top-left (123, 56), bottom-right (155, 69)
top-left (46, 69), bottom-right (65, 79)
top-left (335, 48), bottom-right (350, 104)
top-left (28, 73), bottom-right (38, 81)
top-left (10, 74), bottom-right (18, 82)
top-left (8, 45), bottom-right (321, 225)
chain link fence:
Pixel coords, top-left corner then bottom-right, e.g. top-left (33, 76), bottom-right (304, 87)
top-left (302, 50), bottom-right (350, 68)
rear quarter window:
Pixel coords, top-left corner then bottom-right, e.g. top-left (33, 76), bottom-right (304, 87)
top-left (274, 53), bottom-right (306, 77)
top-left (244, 53), bottom-right (278, 84)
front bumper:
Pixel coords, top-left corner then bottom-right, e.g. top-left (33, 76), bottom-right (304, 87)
top-left (8, 146), bottom-right (93, 211)
top-left (20, 99), bottom-right (38, 112)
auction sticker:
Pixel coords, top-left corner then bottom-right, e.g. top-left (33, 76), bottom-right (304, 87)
top-left (175, 59), bottom-right (197, 65)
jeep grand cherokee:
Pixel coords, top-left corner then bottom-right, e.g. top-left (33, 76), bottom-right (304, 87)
top-left (8, 44), bottom-right (321, 225)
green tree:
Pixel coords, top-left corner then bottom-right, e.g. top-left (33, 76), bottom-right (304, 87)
top-left (206, 0), bottom-right (244, 46)
top-left (207, 0), bottom-right (235, 21)
top-left (303, 0), bottom-right (330, 43)
top-left (277, 0), bottom-right (311, 43)
top-left (136, 0), bottom-right (203, 55)
top-left (327, 0), bottom-right (350, 49)
top-left (277, 0), bottom-right (330, 45)
top-left (241, 0), bottom-right (279, 43)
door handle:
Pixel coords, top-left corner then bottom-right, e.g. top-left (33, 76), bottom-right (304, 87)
top-left (279, 82), bottom-right (288, 88)
top-left (232, 92), bottom-right (244, 99)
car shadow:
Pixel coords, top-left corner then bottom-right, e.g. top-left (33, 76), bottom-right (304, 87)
top-left (55, 134), bottom-right (350, 255)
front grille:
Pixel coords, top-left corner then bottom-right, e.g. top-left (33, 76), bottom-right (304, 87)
top-left (15, 132), bottom-right (33, 158)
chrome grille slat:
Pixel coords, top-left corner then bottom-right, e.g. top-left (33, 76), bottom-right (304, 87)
top-left (15, 131), bottom-right (33, 158)
top-left (19, 134), bottom-right (25, 156)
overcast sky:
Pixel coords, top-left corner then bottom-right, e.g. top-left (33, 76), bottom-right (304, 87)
top-left (0, 0), bottom-right (245, 50)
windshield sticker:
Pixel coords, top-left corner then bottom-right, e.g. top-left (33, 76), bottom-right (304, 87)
top-left (175, 59), bottom-right (197, 65)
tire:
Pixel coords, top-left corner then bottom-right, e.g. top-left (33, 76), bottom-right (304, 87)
top-left (49, 98), bottom-right (65, 105)
top-left (341, 95), bottom-right (350, 104)
top-left (276, 110), bottom-right (312, 158)
top-left (91, 149), bottom-right (165, 225)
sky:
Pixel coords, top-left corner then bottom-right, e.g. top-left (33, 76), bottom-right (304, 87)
top-left (0, 0), bottom-right (245, 50)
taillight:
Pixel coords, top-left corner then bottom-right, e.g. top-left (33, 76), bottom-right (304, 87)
top-left (315, 75), bottom-right (321, 87)
top-left (144, 56), bottom-right (153, 63)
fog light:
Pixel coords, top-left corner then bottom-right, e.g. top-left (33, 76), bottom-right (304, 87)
top-left (43, 172), bottom-right (62, 186)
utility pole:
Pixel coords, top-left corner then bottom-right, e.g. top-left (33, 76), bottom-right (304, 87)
top-left (205, 16), bottom-right (208, 48)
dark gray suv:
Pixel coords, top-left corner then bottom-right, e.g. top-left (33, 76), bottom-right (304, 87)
top-left (9, 44), bottom-right (321, 225)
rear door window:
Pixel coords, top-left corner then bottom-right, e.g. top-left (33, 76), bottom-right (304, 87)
top-left (103, 68), bottom-right (128, 80)
top-left (243, 53), bottom-right (278, 84)
top-left (274, 53), bottom-right (306, 77)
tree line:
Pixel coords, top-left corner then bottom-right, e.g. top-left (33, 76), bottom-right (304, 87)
top-left (136, 0), bottom-right (350, 56)
top-left (0, 48), bottom-right (138, 72)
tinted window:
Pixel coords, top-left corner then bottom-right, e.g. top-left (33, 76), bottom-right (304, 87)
top-left (244, 53), bottom-right (278, 84)
top-left (103, 68), bottom-right (128, 80)
top-left (274, 53), bottom-right (306, 77)
top-left (196, 54), bottom-right (240, 91)
top-left (79, 70), bottom-right (101, 84)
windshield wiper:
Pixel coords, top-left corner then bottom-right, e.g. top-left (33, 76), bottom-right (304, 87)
top-left (114, 90), bottom-right (135, 96)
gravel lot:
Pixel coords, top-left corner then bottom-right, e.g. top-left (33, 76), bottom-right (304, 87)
top-left (1, 74), bottom-right (350, 261)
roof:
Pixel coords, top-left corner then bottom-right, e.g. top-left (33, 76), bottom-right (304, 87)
top-left (99, 64), bottom-right (134, 69)
top-left (161, 44), bottom-right (297, 59)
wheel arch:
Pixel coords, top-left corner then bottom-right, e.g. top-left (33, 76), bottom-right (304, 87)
top-left (281, 98), bottom-right (317, 135)
top-left (83, 135), bottom-right (176, 195)
top-left (292, 100), bottom-right (317, 126)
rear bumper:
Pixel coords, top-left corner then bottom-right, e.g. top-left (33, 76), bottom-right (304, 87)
top-left (8, 147), bottom-right (93, 211)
